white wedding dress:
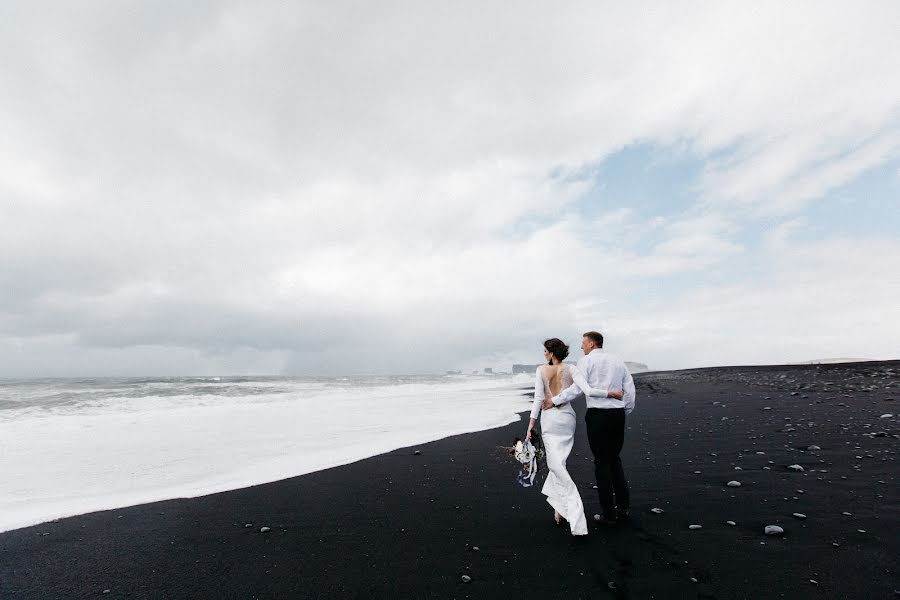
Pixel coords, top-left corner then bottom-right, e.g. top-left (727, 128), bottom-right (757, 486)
top-left (531, 365), bottom-right (588, 536)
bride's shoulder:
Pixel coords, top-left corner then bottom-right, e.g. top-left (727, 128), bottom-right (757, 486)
top-left (535, 365), bottom-right (545, 375)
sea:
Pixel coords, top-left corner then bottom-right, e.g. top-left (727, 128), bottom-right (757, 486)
top-left (0, 374), bottom-right (533, 533)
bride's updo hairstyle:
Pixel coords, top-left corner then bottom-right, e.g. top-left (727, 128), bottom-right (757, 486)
top-left (543, 338), bottom-right (569, 364)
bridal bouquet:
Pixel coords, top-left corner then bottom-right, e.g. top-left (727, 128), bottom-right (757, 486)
top-left (508, 431), bottom-right (545, 488)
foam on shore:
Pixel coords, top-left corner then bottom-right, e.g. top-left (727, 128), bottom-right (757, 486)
top-left (0, 376), bottom-right (532, 532)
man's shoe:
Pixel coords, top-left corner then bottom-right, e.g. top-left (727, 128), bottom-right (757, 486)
top-left (593, 514), bottom-right (618, 526)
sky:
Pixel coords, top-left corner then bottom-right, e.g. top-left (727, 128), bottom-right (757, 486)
top-left (1, 1), bottom-right (898, 377)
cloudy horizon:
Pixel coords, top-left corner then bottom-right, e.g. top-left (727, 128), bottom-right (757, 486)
top-left (1, 2), bottom-right (898, 377)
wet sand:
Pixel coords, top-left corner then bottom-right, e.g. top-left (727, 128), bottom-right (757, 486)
top-left (1, 360), bottom-right (897, 599)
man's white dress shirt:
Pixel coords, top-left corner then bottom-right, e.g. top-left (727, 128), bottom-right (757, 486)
top-left (552, 348), bottom-right (636, 415)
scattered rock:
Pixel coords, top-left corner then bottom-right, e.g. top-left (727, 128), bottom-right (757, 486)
top-left (842, 512), bottom-right (852, 516)
top-left (260, 527), bottom-right (271, 533)
top-left (689, 524), bottom-right (702, 530)
top-left (792, 513), bottom-right (807, 520)
top-left (807, 445), bottom-right (821, 451)
top-left (764, 525), bottom-right (784, 536)
top-left (727, 481), bottom-right (741, 487)
top-left (244, 523), bottom-right (253, 528)
top-left (787, 464), bottom-right (804, 472)
top-left (414, 450), bottom-right (421, 455)
top-left (880, 414), bottom-right (893, 419)
top-left (461, 575), bottom-right (471, 583)
top-left (726, 521), bottom-right (736, 526)
top-left (650, 508), bottom-right (664, 514)
top-left (472, 546), bottom-right (480, 551)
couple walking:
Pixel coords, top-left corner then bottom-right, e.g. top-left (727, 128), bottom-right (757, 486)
top-left (526, 331), bottom-right (635, 536)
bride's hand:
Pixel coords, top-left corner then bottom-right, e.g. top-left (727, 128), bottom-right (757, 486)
top-left (525, 429), bottom-right (532, 441)
top-left (608, 390), bottom-right (624, 400)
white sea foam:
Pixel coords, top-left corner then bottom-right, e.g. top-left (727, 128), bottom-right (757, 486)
top-left (0, 375), bottom-right (533, 533)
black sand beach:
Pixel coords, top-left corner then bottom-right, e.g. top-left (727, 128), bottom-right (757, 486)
top-left (2, 361), bottom-right (897, 599)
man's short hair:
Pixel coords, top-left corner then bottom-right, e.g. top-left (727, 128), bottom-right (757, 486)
top-left (583, 331), bottom-right (604, 348)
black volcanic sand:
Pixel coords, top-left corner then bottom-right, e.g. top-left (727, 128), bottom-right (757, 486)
top-left (2, 361), bottom-right (898, 599)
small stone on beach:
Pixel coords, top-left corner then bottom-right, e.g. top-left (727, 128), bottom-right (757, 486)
top-left (764, 525), bottom-right (784, 536)
top-left (727, 481), bottom-right (741, 487)
top-left (787, 464), bottom-right (804, 472)
top-left (689, 524), bottom-right (702, 530)
top-left (260, 527), bottom-right (271, 533)
top-left (727, 521), bottom-right (736, 526)
top-left (651, 508), bottom-right (664, 514)
top-left (461, 575), bottom-right (471, 583)
top-left (792, 513), bottom-right (807, 520)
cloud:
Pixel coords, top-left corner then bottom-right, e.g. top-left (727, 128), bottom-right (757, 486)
top-left (0, 2), bottom-right (898, 375)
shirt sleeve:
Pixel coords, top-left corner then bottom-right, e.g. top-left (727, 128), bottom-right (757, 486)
top-left (570, 363), bottom-right (608, 398)
top-left (622, 366), bottom-right (636, 415)
top-left (530, 367), bottom-right (545, 419)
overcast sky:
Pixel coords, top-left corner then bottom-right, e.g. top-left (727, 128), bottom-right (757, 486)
top-left (1, 1), bottom-right (898, 377)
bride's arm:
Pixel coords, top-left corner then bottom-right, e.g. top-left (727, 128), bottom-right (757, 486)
top-left (527, 367), bottom-right (544, 439)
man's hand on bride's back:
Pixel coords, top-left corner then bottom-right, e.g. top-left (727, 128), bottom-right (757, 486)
top-left (608, 390), bottom-right (624, 400)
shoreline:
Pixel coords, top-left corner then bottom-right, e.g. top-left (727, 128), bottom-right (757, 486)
top-left (1, 360), bottom-right (897, 598)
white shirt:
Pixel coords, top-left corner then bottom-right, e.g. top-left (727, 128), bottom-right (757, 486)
top-left (552, 348), bottom-right (636, 415)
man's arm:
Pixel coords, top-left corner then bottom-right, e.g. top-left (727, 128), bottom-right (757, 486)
top-left (622, 367), bottom-right (636, 415)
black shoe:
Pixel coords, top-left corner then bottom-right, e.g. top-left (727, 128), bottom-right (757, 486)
top-left (616, 508), bottom-right (630, 521)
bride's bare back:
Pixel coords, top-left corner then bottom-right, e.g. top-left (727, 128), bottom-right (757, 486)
top-left (542, 364), bottom-right (574, 398)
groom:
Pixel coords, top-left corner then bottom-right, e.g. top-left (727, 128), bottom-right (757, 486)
top-left (543, 331), bottom-right (636, 524)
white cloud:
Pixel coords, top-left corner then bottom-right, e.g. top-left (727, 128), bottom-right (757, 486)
top-left (0, 2), bottom-right (898, 375)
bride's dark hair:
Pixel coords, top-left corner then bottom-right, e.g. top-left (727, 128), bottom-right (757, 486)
top-left (543, 338), bottom-right (569, 364)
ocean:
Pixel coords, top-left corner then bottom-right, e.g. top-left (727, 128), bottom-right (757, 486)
top-left (0, 374), bottom-right (533, 533)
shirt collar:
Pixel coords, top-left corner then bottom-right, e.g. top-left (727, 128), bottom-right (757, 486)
top-left (589, 348), bottom-right (605, 355)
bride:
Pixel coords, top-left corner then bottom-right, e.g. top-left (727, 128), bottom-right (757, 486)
top-left (526, 338), bottom-right (623, 536)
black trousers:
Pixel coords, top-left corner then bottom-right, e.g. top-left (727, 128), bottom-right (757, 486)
top-left (585, 407), bottom-right (630, 520)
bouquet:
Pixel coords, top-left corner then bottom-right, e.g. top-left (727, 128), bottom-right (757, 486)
top-left (508, 430), bottom-right (545, 488)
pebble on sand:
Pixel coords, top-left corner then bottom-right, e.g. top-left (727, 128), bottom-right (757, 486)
top-left (807, 445), bottom-right (821, 451)
top-left (787, 464), bottom-right (804, 472)
top-left (461, 575), bottom-right (471, 583)
top-left (880, 414), bottom-right (893, 419)
top-left (650, 508), bottom-right (664, 514)
top-left (726, 521), bottom-right (736, 526)
top-left (260, 527), bottom-right (271, 533)
top-left (764, 525), bottom-right (785, 536)
top-left (689, 524), bottom-right (702, 530)
top-left (726, 481), bottom-right (741, 487)
top-left (792, 513), bottom-right (807, 520)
